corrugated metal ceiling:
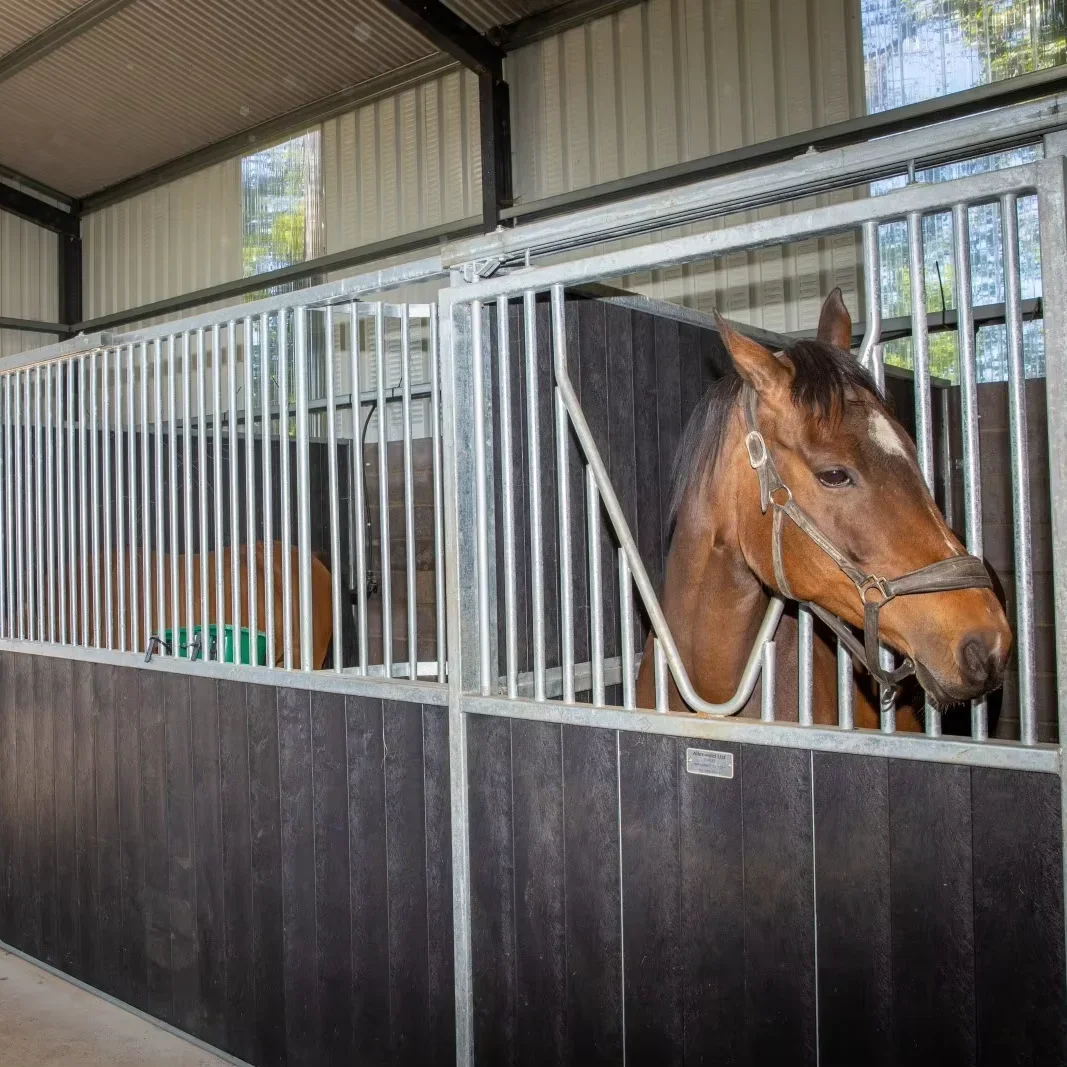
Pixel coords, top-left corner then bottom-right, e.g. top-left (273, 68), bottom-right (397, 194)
top-left (0, 0), bottom-right (559, 198)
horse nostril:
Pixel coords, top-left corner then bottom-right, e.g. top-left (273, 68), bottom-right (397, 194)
top-left (957, 630), bottom-right (1005, 688)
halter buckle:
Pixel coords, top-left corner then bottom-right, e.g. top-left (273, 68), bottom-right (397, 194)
top-left (745, 430), bottom-right (767, 470)
top-left (859, 575), bottom-right (891, 604)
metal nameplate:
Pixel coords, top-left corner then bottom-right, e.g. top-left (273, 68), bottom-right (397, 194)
top-left (685, 747), bottom-right (734, 779)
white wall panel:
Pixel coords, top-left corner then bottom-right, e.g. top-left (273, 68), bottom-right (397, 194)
top-left (323, 68), bottom-right (482, 254)
top-left (0, 192), bottom-right (60, 357)
top-left (508, 0), bottom-right (867, 332)
top-left (82, 157), bottom-right (242, 321)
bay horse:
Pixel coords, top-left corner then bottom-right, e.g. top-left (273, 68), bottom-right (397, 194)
top-left (635, 289), bottom-right (1011, 728)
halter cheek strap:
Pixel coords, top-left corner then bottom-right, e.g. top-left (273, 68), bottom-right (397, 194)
top-left (742, 385), bottom-right (993, 691)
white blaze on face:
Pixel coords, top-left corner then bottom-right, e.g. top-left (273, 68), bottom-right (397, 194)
top-left (868, 411), bottom-right (909, 459)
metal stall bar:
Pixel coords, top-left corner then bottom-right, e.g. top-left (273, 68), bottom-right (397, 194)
top-left (496, 296), bottom-right (518, 697)
top-left (15, 371), bottom-right (23, 639)
top-left (196, 328), bottom-right (209, 653)
top-left (350, 304), bottom-right (369, 674)
top-left (586, 466), bottom-right (605, 706)
top-left (324, 306), bottom-right (343, 673)
top-left (619, 553), bottom-right (635, 709)
top-left (907, 209), bottom-right (941, 738)
top-left (79, 357), bottom-right (89, 646)
top-left (0, 377), bottom-right (5, 639)
top-left (127, 345), bottom-right (139, 654)
top-left (212, 324), bottom-right (225, 661)
top-left (858, 220), bottom-right (895, 733)
top-left (154, 340), bottom-right (166, 648)
top-left (4, 377), bottom-right (12, 639)
top-left (101, 352), bottom-right (113, 648)
top-left (257, 313), bottom-right (270, 669)
top-left (45, 365), bottom-right (55, 643)
top-left (183, 332), bottom-right (195, 657)
top-left (402, 309), bottom-right (418, 681)
top-left (228, 321), bottom-right (240, 662)
top-left (246, 317), bottom-right (260, 667)
top-left (90, 354), bottom-right (101, 647)
top-left (521, 291), bottom-right (546, 701)
top-left (953, 202), bottom-right (988, 740)
top-left (33, 368), bottom-right (43, 642)
top-left (56, 362), bottom-right (66, 645)
top-left (294, 307), bottom-right (313, 672)
top-left (114, 348), bottom-right (126, 650)
top-left (1002, 192), bottom-right (1037, 746)
top-left (26, 371), bottom-right (36, 642)
top-left (139, 344), bottom-right (151, 654)
top-left (431, 311), bottom-right (446, 683)
top-left (375, 303), bottom-right (393, 679)
top-left (550, 287), bottom-right (576, 703)
top-left (169, 336), bottom-right (180, 655)
top-left (68, 362), bottom-right (77, 644)
top-left (279, 310), bottom-right (293, 670)
top-left (797, 608), bottom-right (813, 726)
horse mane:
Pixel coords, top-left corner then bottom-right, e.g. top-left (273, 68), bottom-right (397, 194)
top-left (667, 338), bottom-right (887, 537)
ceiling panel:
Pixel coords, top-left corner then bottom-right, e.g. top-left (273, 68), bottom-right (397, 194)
top-left (0, 0), bottom-right (85, 57)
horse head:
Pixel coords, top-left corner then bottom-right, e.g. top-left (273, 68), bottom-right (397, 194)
top-left (711, 290), bottom-right (1010, 708)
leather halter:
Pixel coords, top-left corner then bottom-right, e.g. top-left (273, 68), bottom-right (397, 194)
top-left (741, 384), bottom-right (993, 690)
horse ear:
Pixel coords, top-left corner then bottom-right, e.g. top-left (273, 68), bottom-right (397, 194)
top-left (817, 288), bottom-right (852, 351)
top-left (713, 311), bottom-right (790, 396)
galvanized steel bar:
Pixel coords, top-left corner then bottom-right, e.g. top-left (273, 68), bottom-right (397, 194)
top-left (114, 349), bottom-right (126, 651)
top-left (127, 345), bottom-right (139, 653)
top-left (101, 351), bottom-right (114, 649)
top-left (33, 368), bottom-right (43, 642)
top-left (255, 313), bottom-right (269, 669)
top-left (4, 377), bottom-right (13, 639)
top-left (375, 303), bottom-right (393, 679)
top-left (619, 552), bottom-right (635, 710)
top-left (522, 290), bottom-right (546, 701)
top-left (586, 466), bottom-right (605, 707)
top-left (836, 644), bottom-right (854, 730)
top-left (653, 638), bottom-right (668, 713)
top-left (294, 306), bottom-right (314, 673)
top-left (324, 306), bottom-right (343, 673)
top-left (798, 606), bottom-right (813, 726)
top-left (1002, 192), bottom-right (1037, 745)
top-left (197, 328), bottom-right (210, 651)
top-left (349, 304), bottom-right (369, 674)
top-left (430, 310), bottom-right (445, 683)
top-left (79, 358), bottom-right (89, 646)
top-left (953, 202), bottom-right (988, 741)
top-left (495, 297), bottom-right (518, 697)
top-left (14, 372), bottom-right (23, 640)
top-left (761, 640), bottom-right (777, 722)
top-left (90, 354), bottom-right (101, 648)
top-left (212, 324), bottom-right (225, 661)
top-left (401, 309), bottom-right (418, 681)
top-left (154, 340), bottom-right (166, 646)
top-left (67, 363), bottom-right (77, 643)
top-left (56, 364), bottom-right (66, 645)
top-left (183, 332), bottom-right (195, 657)
top-left (227, 321), bottom-right (240, 659)
top-left (908, 211), bottom-right (935, 487)
top-left (0, 377), bottom-right (6, 639)
top-left (244, 318), bottom-right (260, 665)
top-left (139, 344), bottom-right (150, 652)
top-left (46, 365), bottom-right (56, 643)
top-left (279, 309), bottom-right (293, 670)
top-left (168, 336), bottom-right (180, 654)
top-left (551, 287), bottom-right (575, 704)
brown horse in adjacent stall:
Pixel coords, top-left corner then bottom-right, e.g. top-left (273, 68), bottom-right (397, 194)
top-left (636, 289), bottom-right (1011, 728)
top-left (56, 542), bottom-right (342, 669)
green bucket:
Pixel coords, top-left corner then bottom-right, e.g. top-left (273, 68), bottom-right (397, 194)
top-left (163, 624), bottom-right (268, 665)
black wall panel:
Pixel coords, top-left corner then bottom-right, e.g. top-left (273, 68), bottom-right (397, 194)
top-left (468, 725), bottom-right (1067, 1066)
top-left (0, 651), bottom-right (452, 1067)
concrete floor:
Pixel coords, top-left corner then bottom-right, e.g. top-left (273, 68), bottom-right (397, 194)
top-left (0, 948), bottom-right (233, 1066)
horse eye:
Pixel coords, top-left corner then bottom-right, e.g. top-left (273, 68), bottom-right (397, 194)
top-left (817, 468), bottom-right (852, 488)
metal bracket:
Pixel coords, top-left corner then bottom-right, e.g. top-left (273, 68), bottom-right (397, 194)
top-left (460, 257), bottom-right (505, 284)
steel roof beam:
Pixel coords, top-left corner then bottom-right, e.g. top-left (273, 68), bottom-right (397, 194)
top-left (0, 0), bottom-right (139, 86)
top-left (375, 0), bottom-right (505, 76)
top-left (0, 181), bottom-right (79, 237)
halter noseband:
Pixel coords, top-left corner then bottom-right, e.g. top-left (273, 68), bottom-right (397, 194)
top-left (742, 384), bottom-right (992, 690)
